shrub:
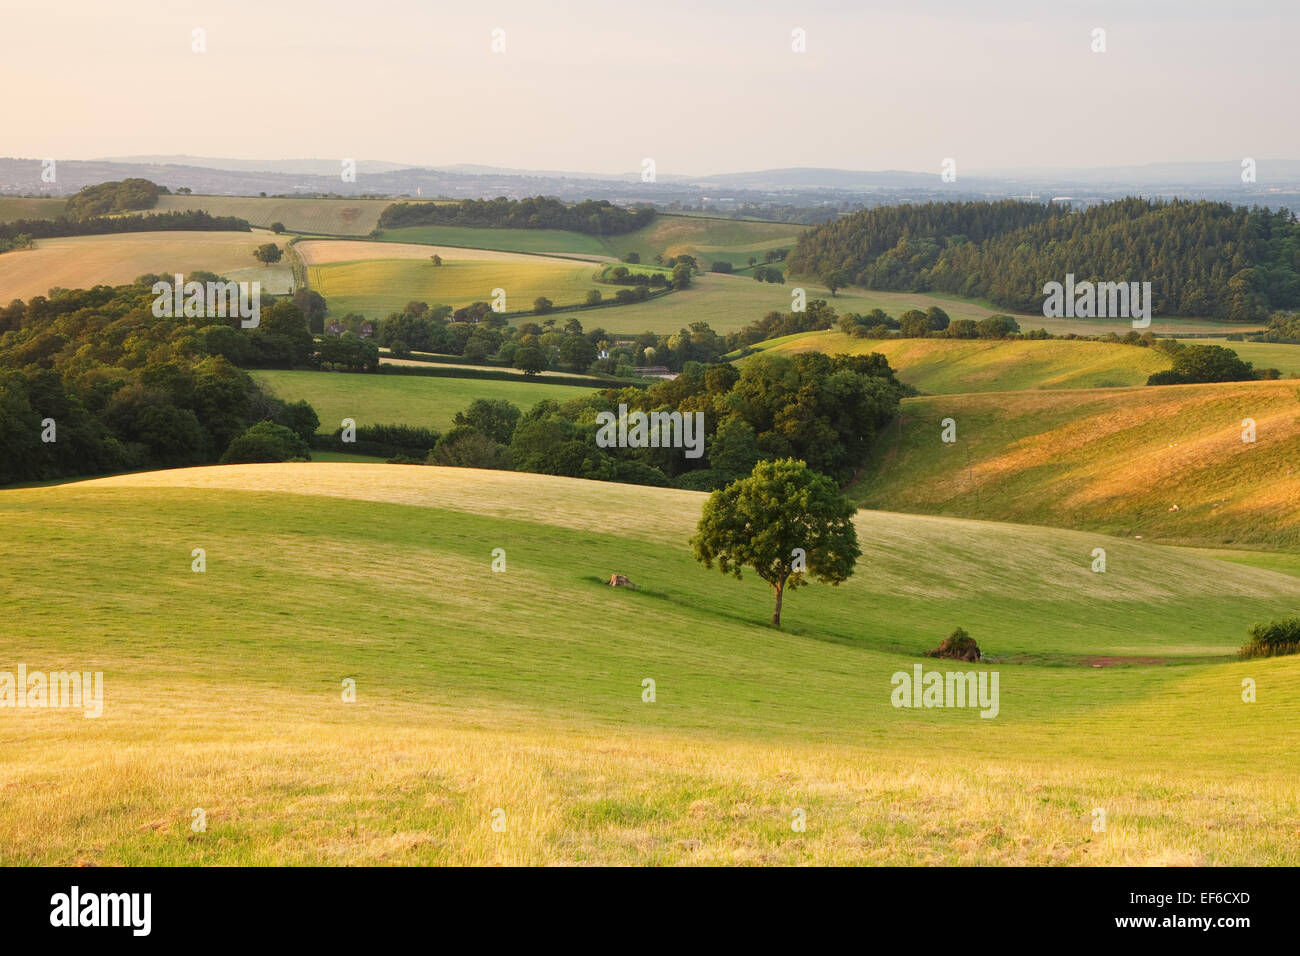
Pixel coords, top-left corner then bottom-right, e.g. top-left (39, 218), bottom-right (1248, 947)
top-left (220, 421), bottom-right (311, 463)
top-left (1239, 618), bottom-right (1300, 659)
top-left (926, 627), bottom-right (981, 662)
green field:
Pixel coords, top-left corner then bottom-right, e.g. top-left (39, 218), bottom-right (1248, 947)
top-left (305, 254), bottom-right (606, 319)
top-left (1183, 339), bottom-right (1300, 377)
top-left (0, 196), bottom-right (66, 222)
top-left (380, 224), bottom-right (614, 257)
top-left (749, 332), bottom-right (1174, 393)
top-left (252, 370), bottom-right (591, 432)
top-left (850, 379), bottom-right (1300, 549)
top-left (564, 274), bottom-right (1258, 338)
top-left (2, 463), bottom-right (1299, 864)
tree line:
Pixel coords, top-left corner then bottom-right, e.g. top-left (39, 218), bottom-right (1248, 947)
top-left (0, 209), bottom-right (251, 245)
top-left (375, 196), bottom-right (655, 235)
top-left (787, 197), bottom-right (1300, 322)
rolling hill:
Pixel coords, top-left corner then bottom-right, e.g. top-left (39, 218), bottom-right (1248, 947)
top-left (2, 464), bottom-right (1298, 864)
top-left (851, 379), bottom-right (1300, 548)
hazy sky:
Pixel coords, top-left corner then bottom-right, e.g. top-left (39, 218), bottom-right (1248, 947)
top-left (2, 0), bottom-right (1295, 175)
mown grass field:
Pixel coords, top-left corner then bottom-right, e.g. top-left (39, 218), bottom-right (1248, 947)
top-left (252, 370), bottom-right (590, 432)
top-left (2, 464), bottom-right (1298, 864)
top-left (0, 229), bottom-right (294, 300)
top-left (851, 379), bottom-right (1300, 549)
top-left (298, 240), bottom-right (606, 318)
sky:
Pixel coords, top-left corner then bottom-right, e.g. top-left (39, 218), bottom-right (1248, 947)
top-left (1, 0), bottom-right (1295, 176)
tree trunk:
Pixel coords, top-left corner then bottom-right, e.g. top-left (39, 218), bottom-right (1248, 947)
top-left (771, 577), bottom-right (786, 628)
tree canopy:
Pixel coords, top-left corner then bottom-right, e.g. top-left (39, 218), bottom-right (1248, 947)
top-left (691, 459), bottom-right (860, 627)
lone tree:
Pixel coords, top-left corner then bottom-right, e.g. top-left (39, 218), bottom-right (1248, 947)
top-left (691, 458), bottom-right (859, 628)
top-left (253, 242), bottom-right (282, 266)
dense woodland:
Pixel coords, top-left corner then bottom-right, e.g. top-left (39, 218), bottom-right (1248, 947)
top-left (463, 351), bottom-right (904, 490)
top-left (787, 198), bottom-right (1300, 321)
top-left (0, 283), bottom-right (323, 484)
top-left (376, 196), bottom-right (655, 235)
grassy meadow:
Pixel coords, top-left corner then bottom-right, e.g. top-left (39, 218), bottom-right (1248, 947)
top-left (252, 369), bottom-right (590, 432)
top-left (1182, 339), bottom-right (1300, 377)
top-left (749, 332), bottom-right (1174, 393)
top-left (298, 240), bottom-right (606, 318)
top-left (851, 379), bottom-right (1300, 549)
top-left (0, 195), bottom-right (66, 222)
top-left (380, 224), bottom-right (615, 257)
top-left (2, 464), bottom-right (1299, 864)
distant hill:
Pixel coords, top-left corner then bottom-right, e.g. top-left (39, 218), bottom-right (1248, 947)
top-left (5, 157), bottom-right (1299, 209)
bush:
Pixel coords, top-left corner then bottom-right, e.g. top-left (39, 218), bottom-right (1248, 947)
top-left (220, 421), bottom-right (311, 463)
top-left (429, 427), bottom-right (510, 469)
top-left (926, 627), bottom-right (981, 662)
top-left (711, 260), bottom-right (733, 274)
top-left (1239, 618), bottom-right (1300, 659)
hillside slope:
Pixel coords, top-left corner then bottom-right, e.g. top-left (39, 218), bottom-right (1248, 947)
top-left (3, 465), bottom-right (1299, 864)
top-left (852, 379), bottom-right (1300, 547)
top-left (751, 332), bottom-right (1173, 393)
